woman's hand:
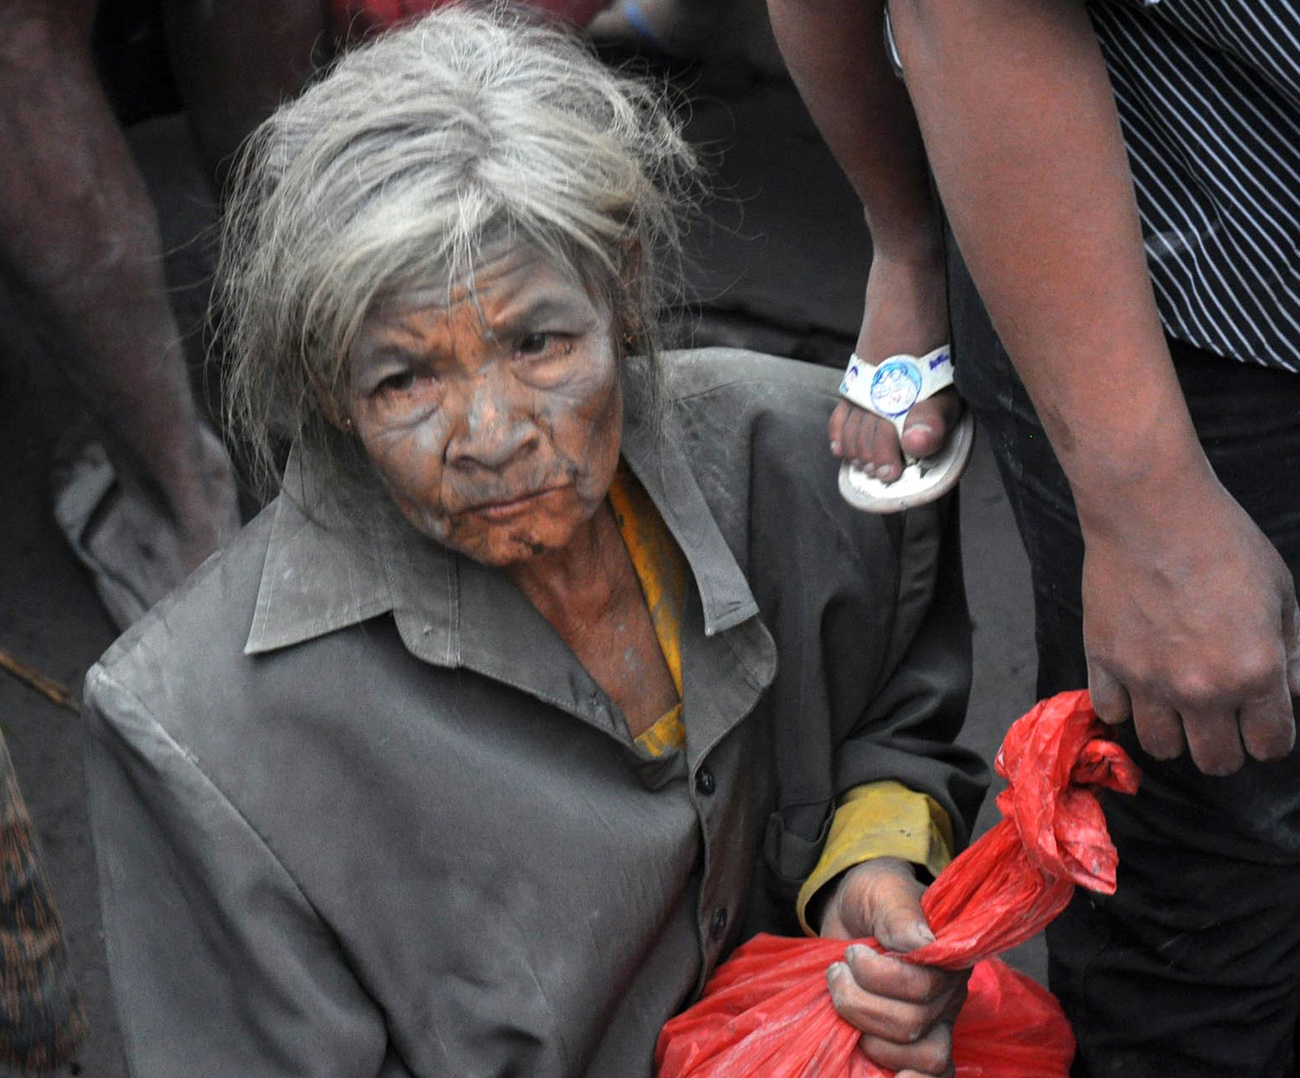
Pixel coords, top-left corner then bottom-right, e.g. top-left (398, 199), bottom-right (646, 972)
top-left (819, 857), bottom-right (968, 1078)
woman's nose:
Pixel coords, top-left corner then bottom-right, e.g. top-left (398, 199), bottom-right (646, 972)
top-left (445, 376), bottom-right (539, 470)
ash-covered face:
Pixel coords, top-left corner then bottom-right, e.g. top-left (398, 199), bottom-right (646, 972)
top-left (344, 250), bottom-right (622, 567)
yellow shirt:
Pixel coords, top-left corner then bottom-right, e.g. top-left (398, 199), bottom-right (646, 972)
top-left (608, 464), bottom-right (952, 931)
top-left (608, 464), bottom-right (687, 757)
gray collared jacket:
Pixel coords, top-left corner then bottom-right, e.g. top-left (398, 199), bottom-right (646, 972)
top-left (83, 348), bottom-right (986, 1077)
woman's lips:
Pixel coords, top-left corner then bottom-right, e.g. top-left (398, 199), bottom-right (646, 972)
top-left (460, 486), bottom-right (567, 521)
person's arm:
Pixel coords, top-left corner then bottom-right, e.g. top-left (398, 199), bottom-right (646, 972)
top-left (82, 664), bottom-right (404, 1078)
top-left (799, 787), bottom-right (965, 1078)
top-left (807, 497), bottom-right (982, 1077)
top-left (884, 0), bottom-right (1298, 774)
top-left (775, 0), bottom-right (1299, 773)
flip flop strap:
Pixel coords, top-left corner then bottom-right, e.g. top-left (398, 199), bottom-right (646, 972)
top-left (838, 344), bottom-right (953, 438)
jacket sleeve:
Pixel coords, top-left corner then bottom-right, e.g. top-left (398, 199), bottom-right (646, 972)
top-left (788, 497), bottom-right (988, 926)
top-left (795, 779), bottom-right (954, 932)
top-left (82, 664), bottom-right (408, 1078)
top-left (829, 499), bottom-right (987, 847)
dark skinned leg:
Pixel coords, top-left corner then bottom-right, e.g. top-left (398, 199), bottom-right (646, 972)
top-left (0, 0), bottom-right (238, 621)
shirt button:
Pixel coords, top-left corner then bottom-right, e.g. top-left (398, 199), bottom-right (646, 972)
top-left (694, 767), bottom-right (716, 796)
top-left (709, 906), bottom-right (729, 940)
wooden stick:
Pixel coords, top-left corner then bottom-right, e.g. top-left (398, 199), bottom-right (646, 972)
top-left (0, 648), bottom-right (80, 714)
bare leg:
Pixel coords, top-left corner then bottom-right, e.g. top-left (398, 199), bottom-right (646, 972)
top-left (0, 0), bottom-right (238, 622)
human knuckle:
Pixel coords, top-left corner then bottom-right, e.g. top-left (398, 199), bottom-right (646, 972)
top-left (859, 1033), bottom-right (907, 1072)
top-left (901, 1014), bottom-right (929, 1043)
top-left (1240, 657), bottom-right (1285, 696)
top-left (921, 1027), bottom-right (955, 1073)
top-left (1167, 672), bottom-right (1222, 711)
top-left (1182, 655), bottom-right (1281, 706)
top-left (1087, 682), bottom-right (1128, 722)
top-left (917, 971), bottom-right (948, 1003)
top-left (829, 980), bottom-right (873, 1023)
top-left (1140, 731), bottom-right (1182, 761)
top-left (827, 983), bottom-right (855, 1019)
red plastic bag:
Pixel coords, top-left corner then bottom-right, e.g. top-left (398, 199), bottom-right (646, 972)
top-left (656, 690), bottom-right (1141, 1077)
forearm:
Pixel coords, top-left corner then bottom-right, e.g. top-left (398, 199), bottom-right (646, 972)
top-left (767, 0), bottom-right (942, 266)
top-left (890, 0), bottom-right (1212, 525)
top-left (889, 1), bottom-right (1299, 769)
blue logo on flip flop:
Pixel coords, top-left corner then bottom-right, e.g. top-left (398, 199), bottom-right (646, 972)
top-left (839, 359), bottom-right (864, 396)
top-left (870, 359), bottom-right (922, 417)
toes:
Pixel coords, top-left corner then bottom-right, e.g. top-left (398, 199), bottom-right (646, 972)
top-left (829, 401), bottom-right (851, 458)
top-left (842, 406), bottom-right (878, 468)
top-left (900, 389), bottom-right (962, 459)
top-left (832, 401), bottom-right (904, 482)
top-left (867, 413), bottom-right (904, 482)
top-left (834, 390), bottom-right (963, 484)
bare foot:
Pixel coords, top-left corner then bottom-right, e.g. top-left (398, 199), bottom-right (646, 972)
top-left (166, 424), bottom-right (242, 574)
top-left (832, 250), bottom-right (960, 482)
top-left (829, 390), bottom-right (963, 482)
top-left (54, 425), bottom-right (240, 628)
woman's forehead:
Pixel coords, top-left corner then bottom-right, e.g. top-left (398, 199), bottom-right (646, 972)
top-left (371, 247), bottom-right (597, 323)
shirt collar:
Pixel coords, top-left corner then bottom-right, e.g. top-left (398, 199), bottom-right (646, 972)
top-left (244, 383), bottom-right (761, 660)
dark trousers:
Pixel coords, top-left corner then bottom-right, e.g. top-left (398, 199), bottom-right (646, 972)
top-left (950, 261), bottom-right (1300, 1077)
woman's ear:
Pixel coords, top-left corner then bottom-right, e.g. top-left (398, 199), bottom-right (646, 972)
top-left (620, 239), bottom-right (643, 295)
top-left (304, 357), bottom-right (355, 434)
top-left (323, 397), bottom-right (355, 435)
top-left (616, 241), bottom-right (645, 352)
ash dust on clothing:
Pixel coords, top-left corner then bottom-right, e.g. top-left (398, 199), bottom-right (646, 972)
top-left (82, 347), bottom-right (986, 1077)
top-left (609, 462), bottom-right (689, 757)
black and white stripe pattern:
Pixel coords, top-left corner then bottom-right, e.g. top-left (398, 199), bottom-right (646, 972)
top-left (1090, 0), bottom-right (1300, 372)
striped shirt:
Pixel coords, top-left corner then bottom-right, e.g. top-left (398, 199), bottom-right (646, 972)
top-left (1090, 1), bottom-right (1300, 372)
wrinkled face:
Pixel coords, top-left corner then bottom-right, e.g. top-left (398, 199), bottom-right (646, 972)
top-left (344, 250), bottom-right (623, 567)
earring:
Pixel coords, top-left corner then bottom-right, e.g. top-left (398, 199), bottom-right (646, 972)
top-left (342, 417), bottom-right (355, 434)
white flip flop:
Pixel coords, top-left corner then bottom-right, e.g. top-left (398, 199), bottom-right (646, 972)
top-left (51, 432), bottom-right (191, 630)
top-left (836, 343), bottom-right (975, 514)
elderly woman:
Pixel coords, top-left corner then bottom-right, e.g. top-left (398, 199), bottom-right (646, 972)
top-left (82, 7), bottom-right (985, 1076)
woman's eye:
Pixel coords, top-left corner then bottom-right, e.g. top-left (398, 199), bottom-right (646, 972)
top-left (518, 333), bottom-right (550, 356)
top-left (376, 370), bottom-right (416, 394)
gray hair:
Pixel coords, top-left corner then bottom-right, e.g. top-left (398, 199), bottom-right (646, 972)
top-left (217, 2), bottom-right (698, 491)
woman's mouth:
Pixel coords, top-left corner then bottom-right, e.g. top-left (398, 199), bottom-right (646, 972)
top-left (461, 486), bottom-right (566, 521)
